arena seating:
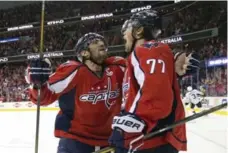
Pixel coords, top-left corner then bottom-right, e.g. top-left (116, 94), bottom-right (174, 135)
top-left (0, 1), bottom-right (226, 102)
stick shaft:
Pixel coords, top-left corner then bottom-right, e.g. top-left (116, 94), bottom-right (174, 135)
top-left (94, 102), bottom-right (227, 153)
top-left (34, 1), bottom-right (45, 153)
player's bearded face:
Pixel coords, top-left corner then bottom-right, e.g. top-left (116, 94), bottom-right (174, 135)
top-left (123, 27), bottom-right (134, 53)
top-left (88, 40), bottom-right (108, 64)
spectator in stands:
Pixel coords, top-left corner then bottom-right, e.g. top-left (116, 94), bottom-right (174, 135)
top-left (0, 1), bottom-right (226, 101)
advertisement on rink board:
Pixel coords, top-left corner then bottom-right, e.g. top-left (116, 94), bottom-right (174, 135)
top-left (0, 103), bottom-right (4, 108)
top-left (26, 102), bottom-right (34, 108)
top-left (0, 98), bottom-right (226, 115)
top-left (192, 97), bottom-right (228, 115)
top-left (0, 101), bottom-right (59, 111)
top-left (13, 102), bottom-right (21, 108)
top-left (201, 98), bottom-right (210, 108)
top-left (199, 97), bottom-right (227, 111)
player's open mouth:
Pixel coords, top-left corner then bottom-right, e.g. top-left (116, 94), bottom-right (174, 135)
top-left (99, 48), bottom-right (106, 52)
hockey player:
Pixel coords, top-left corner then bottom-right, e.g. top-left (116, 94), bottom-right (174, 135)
top-left (25, 33), bottom-right (126, 153)
top-left (109, 10), bottom-right (187, 153)
top-left (184, 86), bottom-right (205, 114)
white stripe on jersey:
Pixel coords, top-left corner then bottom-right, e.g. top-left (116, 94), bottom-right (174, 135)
top-left (48, 69), bottom-right (78, 94)
top-left (119, 66), bottom-right (125, 72)
top-left (129, 52), bottom-right (145, 113)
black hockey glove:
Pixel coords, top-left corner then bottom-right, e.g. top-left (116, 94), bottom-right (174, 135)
top-left (109, 112), bottom-right (146, 153)
top-left (25, 58), bottom-right (52, 85)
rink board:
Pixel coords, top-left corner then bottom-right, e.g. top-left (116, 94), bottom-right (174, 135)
top-left (0, 97), bottom-right (227, 116)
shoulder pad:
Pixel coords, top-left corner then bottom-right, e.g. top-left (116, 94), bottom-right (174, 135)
top-left (59, 60), bottom-right (81, 68)
top-left (56, 60), bottom-right (82, 72)
top-left (105, 56), bottom-right (126, 67)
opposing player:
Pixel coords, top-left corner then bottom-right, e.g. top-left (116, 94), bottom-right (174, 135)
top-left (25, 33), bottom-right (126, 153)
top-left (109, 10), bottom-right (187, 153)
top-left (184, 86), bottom-right (205, 114)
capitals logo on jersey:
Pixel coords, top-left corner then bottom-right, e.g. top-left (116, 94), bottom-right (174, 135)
top-left (79, 68), bottom-right (120, 109)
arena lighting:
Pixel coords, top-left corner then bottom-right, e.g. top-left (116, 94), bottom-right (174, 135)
top-left (0, 57), bottom-right (8, 62)
top-left (81, 13), bottom-right (113, 21)
top-left (0, 28), bottom-right (218, 64)
top-left (174, 0), bottom-right (182, 3)
top-left (0, 4), bottom-right (154, 32)
top-left (0, 37), bottom-right (19, 43)
top-left (47, 20), bottom-right (64, 25)
top-left (27, 52), bottom-right (64, 60)
top-left (130, 5), bottom-right (152, 13)
top-left (207, 57), bottom-right (228, 67)
top-left (7, 24), bottom-right (33, 31)
top-left (160, 36), bottom-right (183, 44)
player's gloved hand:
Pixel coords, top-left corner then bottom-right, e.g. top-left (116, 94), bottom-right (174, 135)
top-left (174, 52), bottom-right (200, 77)
top-left (108, 112), bottom-right (146, 153)
top-left (184, 52), bottom-right (200, 75)
top-left (25, 58), bottom-right (52, 85)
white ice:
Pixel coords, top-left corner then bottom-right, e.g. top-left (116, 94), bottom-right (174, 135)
top-left (0, 110), bottom-right (227, 153)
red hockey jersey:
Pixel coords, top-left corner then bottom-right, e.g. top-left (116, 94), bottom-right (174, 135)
top-left (122, 41), bottom-right (187, 151)
top-left (29, 57), bottom-right (125, 146)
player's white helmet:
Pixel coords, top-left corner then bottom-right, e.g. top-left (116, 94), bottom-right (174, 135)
top-left (187, 86), bottom-right (193, 92)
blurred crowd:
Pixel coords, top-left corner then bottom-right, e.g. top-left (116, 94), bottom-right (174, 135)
top-left (0, 1), bottom-right (226, 56)
top-left (0, 1), bottom-right (158, 28)
top-left (0, 64), bottom-right (29, 102)
top-left (0, 1), bottom-right (227, 102)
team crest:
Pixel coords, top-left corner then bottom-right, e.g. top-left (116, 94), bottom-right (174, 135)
top-left (79, 77), bottom-right (120, 109)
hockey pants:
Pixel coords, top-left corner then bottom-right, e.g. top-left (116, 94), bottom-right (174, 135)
top-left (57, 138), bottom-right (106, 153)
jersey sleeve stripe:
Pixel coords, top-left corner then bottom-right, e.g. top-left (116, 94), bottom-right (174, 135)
top-left (48, 69), bottom-right (78, 94)
top-left (129, 50), bottom-right (145, 113)
top-left (119, 66), bottom-right (125, 72)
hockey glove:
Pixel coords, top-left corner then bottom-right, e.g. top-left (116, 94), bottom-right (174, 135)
top-left (184, 52), bottom-right (200, 75)
top-left (108, 112), bottom-right (146, 153)
top-left (174, 52), bottom-right (200, 77)
top-left (25, 58), bottom-right (52, 85)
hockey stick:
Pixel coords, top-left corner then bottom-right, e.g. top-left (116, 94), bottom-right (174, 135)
top-left (94, 102), bottom-right (227, 153)
top-left (34, 1), bottom-right (45, 153)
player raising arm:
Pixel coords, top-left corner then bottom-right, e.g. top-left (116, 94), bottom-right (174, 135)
top-left (25, 33), bottom-right (126, 153)
top-left (109, 10), bottom-right (187, 153)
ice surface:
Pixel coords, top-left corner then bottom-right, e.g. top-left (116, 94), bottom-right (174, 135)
top-left (0, 110), bottom-right (227, 153)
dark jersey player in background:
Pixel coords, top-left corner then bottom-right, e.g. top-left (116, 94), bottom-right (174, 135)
top-left (109, 10), bottom-right (189, 153)
top-left (25, 33), bottom-right (125, 153)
